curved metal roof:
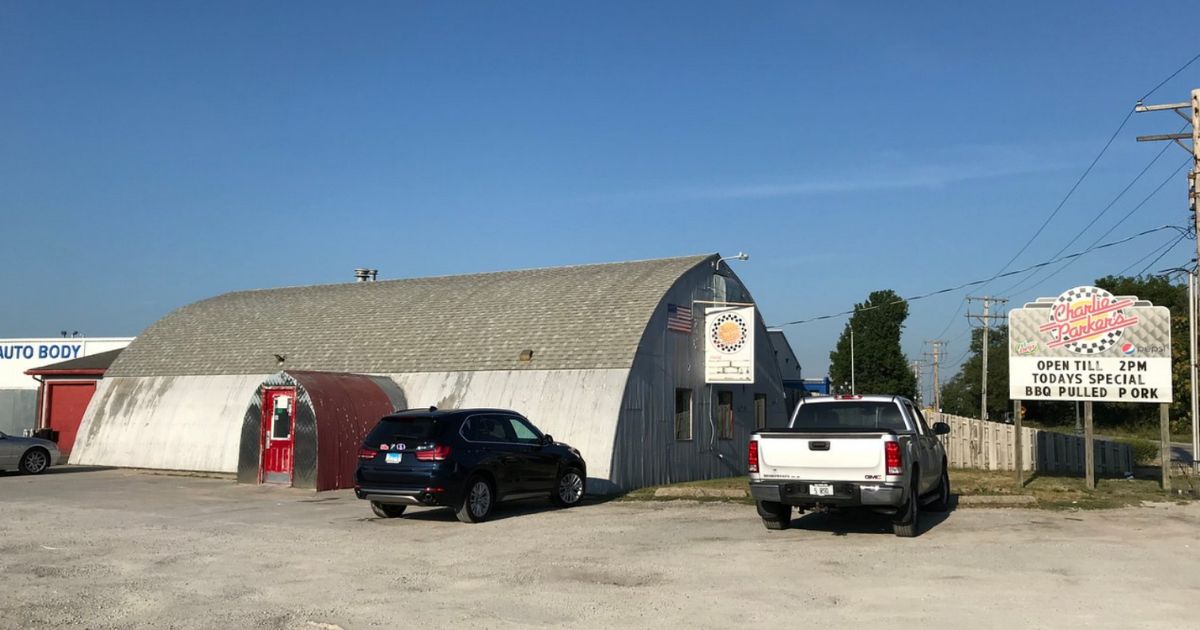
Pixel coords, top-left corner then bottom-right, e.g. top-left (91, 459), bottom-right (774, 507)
top-left (108, 255), bottom-right (715, 377)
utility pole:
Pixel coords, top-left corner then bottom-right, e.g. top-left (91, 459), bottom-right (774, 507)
top-left (966, 296), bottom-right (1008, 422)
top-left (850, 325), bottom-right (856, 396)
top-left (926, 340), bottom-right (945, 412)
top-left (1137, 88), bottom-right (1200, 474)
top-left (911, 360), bottom-right (926, 406)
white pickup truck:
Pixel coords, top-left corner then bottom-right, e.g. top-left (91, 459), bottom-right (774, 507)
top-left (748, 395), bottom-right (951, 537)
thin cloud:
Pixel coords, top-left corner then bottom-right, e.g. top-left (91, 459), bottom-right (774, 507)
top-left (608, 145), bottom-right (1069, 203)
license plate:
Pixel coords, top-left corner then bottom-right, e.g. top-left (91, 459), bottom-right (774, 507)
top-left (810, 483), bottom-right (834, 496)
top-left (385, 452), bottom-right (402, 464)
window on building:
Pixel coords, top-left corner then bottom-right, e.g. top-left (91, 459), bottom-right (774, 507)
top-left (754, 394), bottom-right (767, 429)
top-left (674, 389), bottom-right (692, 441)
top-left (717, 391), bottom-right (734, 440)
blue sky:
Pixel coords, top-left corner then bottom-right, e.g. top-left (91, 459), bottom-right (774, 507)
top-left (2, 2), bottom-right (1196, 399)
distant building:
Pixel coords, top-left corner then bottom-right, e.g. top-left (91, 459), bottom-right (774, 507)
top-left (73, 255), bottom-right (789, 492)
top-left (24, 348), bottom-right (125, 457)
top-left (767, 329), bottom-right (804, 416)
top-left (0, 338), bottom-right (132, 436)
top-left (802, 377), bottom-right (833, 396)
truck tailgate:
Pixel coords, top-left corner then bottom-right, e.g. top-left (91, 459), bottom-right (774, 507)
top-left (757, 433), bottom-right (886, 481)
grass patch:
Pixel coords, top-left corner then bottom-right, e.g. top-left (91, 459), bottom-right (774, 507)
top-left (952, 468), bottom-right (1195, 510)
top-left (620, 476), bottom-right (754, 503)
top-left (619, 469), bottom-right (1198, 511)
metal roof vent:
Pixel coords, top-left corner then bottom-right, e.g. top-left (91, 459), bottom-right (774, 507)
top-left (354, 268), bottom-right (379, 282)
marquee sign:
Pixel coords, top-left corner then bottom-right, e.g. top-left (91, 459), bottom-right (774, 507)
top-left (705, 306), bottom-right (755, 384)
top-left (1008, 286), bottom-right (1172, 403)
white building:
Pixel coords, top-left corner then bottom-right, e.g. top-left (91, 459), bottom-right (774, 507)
top-left (0, 337), bottom-right (132, 435)
top-left (73, 255), bottom-right (790, 492)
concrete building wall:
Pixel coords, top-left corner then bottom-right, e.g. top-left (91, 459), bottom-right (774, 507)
top-left (382, 368), bottom-right (630, 492)
top-left (72, 374), bottom-right (268, 472)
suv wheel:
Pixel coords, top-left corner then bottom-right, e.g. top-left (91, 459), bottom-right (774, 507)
top-left (551, 468), bottom-right (585, 507)
top-left (756, 500), bottom-right (791, 530)
top-left (456, 476), bottom-right (494, 524)
top-left (19, 449), bottom-right (49, 475)
top-left (370, 502), bottom-right (407, 518)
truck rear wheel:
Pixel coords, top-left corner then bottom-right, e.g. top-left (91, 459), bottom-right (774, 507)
top-left (928, 467), bottom-right (951, 513)
top-left (757, 500), bottom-right (791, 530)
top-left (893, 475), bottom-right (921, 537)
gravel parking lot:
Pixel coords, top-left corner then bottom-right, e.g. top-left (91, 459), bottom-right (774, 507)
top-left (2, 468), bottom-right (1198, 629)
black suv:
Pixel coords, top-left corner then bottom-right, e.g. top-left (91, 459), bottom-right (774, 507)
top-left (354, 408), bottom-right (587, 523)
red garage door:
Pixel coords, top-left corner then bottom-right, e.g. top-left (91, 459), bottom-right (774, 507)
top-left (46, 381), bottom-right (97, 456)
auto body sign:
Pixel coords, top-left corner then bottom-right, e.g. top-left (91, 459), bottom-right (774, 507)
top-left (1009, 286), bottom-right (1171, 403)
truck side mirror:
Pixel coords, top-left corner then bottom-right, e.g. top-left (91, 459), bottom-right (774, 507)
top-left (933, 422), bottom-right (950, 435)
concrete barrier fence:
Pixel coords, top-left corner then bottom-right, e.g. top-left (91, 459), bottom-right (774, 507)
top-left (929, 413), bottom-right (1133, 476)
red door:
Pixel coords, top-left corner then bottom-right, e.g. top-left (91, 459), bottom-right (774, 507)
top-left (261, 388), bottom-right (296, 485)
top-left (45, 381), bottom-right (97, 457)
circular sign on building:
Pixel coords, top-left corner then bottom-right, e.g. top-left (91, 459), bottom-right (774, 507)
top-left (709, 311), bottom-right (749, 354)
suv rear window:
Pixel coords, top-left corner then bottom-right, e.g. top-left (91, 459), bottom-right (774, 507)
top-left (364, 416), bottom-right (442, 444)
top-left (792, 402), bottom-right (908, 432)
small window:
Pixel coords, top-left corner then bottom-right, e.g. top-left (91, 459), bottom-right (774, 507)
top-left (504, 416), bottom-right (543, 445)
top-left (908, 404), bottom-right (931, 435)
top-left (463, 415), bottom-right (509, 442)
top-left (754, 394), bottom-right (767, 429)
top-left (366, 415), bottom-right (440, 444)
top-left (271, 395), bottom-right (292, 440)
top-left (717, 391), bottom-right (734, 440)
top-left (674, 389), bottom-right (693, 441)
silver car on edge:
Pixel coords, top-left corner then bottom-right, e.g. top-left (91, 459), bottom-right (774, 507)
top-left (0, 431), bottom-right (61, 474)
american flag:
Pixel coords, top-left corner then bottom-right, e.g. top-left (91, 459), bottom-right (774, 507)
top-left (667, 304), bottom-right (693, 333)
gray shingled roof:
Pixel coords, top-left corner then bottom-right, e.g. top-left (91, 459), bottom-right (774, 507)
top-left (26, 348), bottom-right (125, 374)
top-left (108, 255), bottom-right (714, 377)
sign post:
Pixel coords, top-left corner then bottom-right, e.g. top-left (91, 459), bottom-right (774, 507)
top-left (1084, 401), bottom-right (1095, 490)
top-left (1013, 399), bottom-right (1023, 486)
top-left (1009, 286), bottom-right (1174, 490)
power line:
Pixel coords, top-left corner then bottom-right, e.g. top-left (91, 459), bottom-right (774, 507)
top-left (772, 223), bottom-right (1186, 327)
top-left (975, 109), bottom-right (1134, 292)
top-left (932, 297), bottom-right (968, 340)
top-left (1139, 50), bottom-right (1200, 102)
top-left (1116, 233), bottom-right (1188, 277)
top-left (1001, 159), bottom-right (1192, 301)
top-left (1136, 232), bottom-right (1190, 276)
top-left (977, 51), bottom-right (1200, 293)
top-left (993, 134), bottom-right (1179, 297)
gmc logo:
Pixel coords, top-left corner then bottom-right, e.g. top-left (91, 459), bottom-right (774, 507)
top-left (864, 474), bottom-right (882, 480)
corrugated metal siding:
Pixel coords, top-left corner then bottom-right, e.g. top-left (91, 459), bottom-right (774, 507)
top-left (72, 375), bottom-right (268, 472)
top-left (611, 263), bottom-right (790, 490)
top-left (235, 372), bottom-right (393, 490)
top-left (296, 371), bottom-right (394, 491)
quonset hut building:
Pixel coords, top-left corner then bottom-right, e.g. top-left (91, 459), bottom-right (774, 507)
top-left (72, 255), bottom-right (790, 493)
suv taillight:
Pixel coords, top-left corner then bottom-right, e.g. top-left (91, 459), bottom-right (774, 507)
top-left (748, 440), bottom-right (759, 473)
top-left (885, 441), bottom-right (902, 476)
top-left (415, 444), bottom-right (451, 461)
top-left (358, 447), bottom-right (379, 460)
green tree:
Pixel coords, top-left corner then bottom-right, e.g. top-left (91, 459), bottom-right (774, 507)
top-left (829, 290), bottom-right (918, 399)
top-left (1092, 275), bottom-right (1191, 434)
top-left (939, 325), bottom-right (1008, 418)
